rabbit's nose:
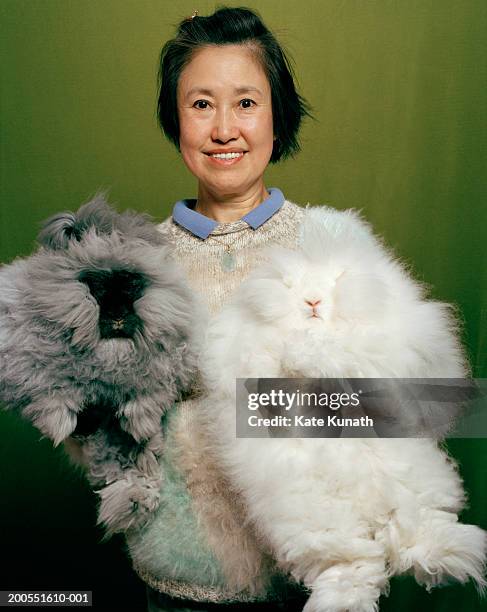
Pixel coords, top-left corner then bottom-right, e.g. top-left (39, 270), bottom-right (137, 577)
top-left (305, 300), bottom-right (321, 307)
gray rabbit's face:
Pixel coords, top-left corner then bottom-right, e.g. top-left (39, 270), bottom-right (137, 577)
top-left (26, 230), bottom-right (196, 363)
top-left (78, 268), bottom-right (148, 340)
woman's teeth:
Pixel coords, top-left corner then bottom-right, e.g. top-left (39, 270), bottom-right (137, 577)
top-left (209, 152), bottom-right (244, 159)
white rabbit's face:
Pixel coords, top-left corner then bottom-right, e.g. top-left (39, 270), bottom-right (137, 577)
top-left (244, 251), bottom-right (389, 330)
top-left (243, 256), bottom-right (343, 328)
top-left (280, 264), bottom-right (341, 327)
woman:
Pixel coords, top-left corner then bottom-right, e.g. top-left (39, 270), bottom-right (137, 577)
top-left (155, 7), bottom-right (311, 315)
top-left (129, 6), bottom-right (313, 611)
top-left (125, 6), bottom-right (485, 612)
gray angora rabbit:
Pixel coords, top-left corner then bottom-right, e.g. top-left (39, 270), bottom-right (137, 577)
top-left (0, 194), bottom-right (200, 535)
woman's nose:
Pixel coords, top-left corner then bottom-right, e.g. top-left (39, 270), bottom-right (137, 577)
top-left (211, 106), bottom-right (239, 142)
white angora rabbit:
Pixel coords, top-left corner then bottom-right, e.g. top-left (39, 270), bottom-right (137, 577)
top-left (200, 207), bottom-right (486, 612)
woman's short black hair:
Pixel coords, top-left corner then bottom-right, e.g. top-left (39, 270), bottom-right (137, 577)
top-left (157, 6), bottom-right (312, 163)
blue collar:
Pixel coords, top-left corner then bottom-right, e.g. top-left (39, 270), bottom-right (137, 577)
top-left (172, 187), bottom-right (285, 239)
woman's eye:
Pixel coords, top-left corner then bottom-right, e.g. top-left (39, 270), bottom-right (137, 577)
top-left (239, 98), bottom-right (255, 109)
top-left (193, 100), bottom-right (210, 110)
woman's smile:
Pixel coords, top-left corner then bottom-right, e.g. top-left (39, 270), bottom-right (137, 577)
top-left (204, 150), bottom-right (248, 166)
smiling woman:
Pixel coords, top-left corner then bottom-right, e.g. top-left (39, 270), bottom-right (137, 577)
top-left (2, 3), bottom-right (482, 612)
top-left (151, 7), bottom-right (311, 318)
top-left (107, 6), bottom-right (487, 612)
top-left (177, 44), bottom-right (274, 215)
top-left (130, 7), bottom-right (315, 611)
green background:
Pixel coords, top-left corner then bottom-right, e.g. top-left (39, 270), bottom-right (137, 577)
top-left (1, 1), bottom-right (486, 610)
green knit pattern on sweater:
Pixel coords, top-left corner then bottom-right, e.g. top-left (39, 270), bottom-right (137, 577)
top-left (125, 406), bottom-right (228, 587)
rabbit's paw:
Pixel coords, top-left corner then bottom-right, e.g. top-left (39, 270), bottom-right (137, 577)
top-left (97, 472), bottom-right (162, 536)
top-left (23, 395), bottom-right (79, 446)
top-left (303, 560), bottom-right (386, 612)
top-left (118, 397), bottom-right (162, 442)
top-left (398, 512), bottom-right (487, 593)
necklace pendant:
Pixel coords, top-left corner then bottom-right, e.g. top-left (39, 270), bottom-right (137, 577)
top-left (221, 251), bottom-right (236, 272)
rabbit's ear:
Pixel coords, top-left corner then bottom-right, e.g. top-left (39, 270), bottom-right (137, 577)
top-left (75, 193), bottom-right (119, 233)
top-left (37, 193), bottom-right (117, 250)
top-left (37, 211), bottom-right (80, 249)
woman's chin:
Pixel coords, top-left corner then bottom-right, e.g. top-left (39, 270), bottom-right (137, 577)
top-left (201, 177), bottom-right (255, 199)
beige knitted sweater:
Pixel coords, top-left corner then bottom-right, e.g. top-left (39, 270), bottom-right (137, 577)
top-left (158, 199), bottom-right (305, 315)
top-left (129, 200), bottom-right (306, 604)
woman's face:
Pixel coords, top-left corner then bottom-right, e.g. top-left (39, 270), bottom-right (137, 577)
top-left (177, 45), bottom-right (274, 199)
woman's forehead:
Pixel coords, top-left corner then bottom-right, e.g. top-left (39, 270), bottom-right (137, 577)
top-left (178, 45), bottom-right (270, 96)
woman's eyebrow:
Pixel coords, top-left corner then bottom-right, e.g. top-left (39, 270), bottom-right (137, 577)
top-left (185, 87), bottom-right (213, 98)
top-left (234, 86), bottom-right (263, 95)
top-left (185, 86), bottom-right (263, 98)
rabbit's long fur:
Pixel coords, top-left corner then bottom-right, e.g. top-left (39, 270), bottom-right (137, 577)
top-left (0, 195), bottom-right (200, 534)
top-left (200, 207), bottom-right (486, 611)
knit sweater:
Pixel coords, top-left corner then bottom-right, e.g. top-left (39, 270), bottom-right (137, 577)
top-left (126, 199), bottom-right (307, 603)
top-left (161, 199), bottom-right (305, 315)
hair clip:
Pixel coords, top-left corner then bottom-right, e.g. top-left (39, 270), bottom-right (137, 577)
top-left (183, 9), bottom-right (198, 24)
